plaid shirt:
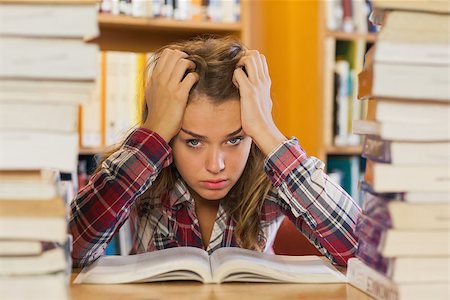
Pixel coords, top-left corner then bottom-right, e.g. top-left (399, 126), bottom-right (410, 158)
top-left (69, 128), bottom-right (360, 267)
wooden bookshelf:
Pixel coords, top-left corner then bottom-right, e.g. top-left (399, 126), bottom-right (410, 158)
top-left (89, 13), bottom-right (241, 52)
top-left (325, 145), bottom-right (363, 156)
top-left (79, 147), bottom-right (107, 155)
top-left (326, 30), bottom-right (377, 42)
top-left (98, 13), bottom-right (241, 32)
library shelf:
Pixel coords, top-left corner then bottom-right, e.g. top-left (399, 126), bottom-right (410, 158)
top-left (326, 30), bottom-right (377, 42)
top-left (325, 145), bottom-right (363, 156)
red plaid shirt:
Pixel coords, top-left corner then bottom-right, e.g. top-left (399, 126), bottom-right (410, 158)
top-left (69, 128), bottom-right (360, 267)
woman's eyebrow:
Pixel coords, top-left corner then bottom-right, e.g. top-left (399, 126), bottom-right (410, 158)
top-left (180, 127), bottom-right (243, 140)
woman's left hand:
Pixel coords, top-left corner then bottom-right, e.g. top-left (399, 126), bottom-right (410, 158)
top-left (233, 50), bottom-right (286, 156)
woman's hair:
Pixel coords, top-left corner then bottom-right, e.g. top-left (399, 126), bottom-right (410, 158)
top-left (101, 35), bottom-right (272, 251)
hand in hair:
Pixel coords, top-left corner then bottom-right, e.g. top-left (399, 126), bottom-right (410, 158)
top-left (142, 49), bottom-right (199, 142)
top-left (233, 50), bottom-right (286, 156)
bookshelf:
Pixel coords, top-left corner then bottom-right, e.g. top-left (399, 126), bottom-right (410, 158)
top-left (318, 1), bottom-right (379, 204)
top-left (90, 13), bottom-right (242, 52)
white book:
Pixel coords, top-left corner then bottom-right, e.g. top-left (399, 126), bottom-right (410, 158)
top-left (0, 37), bottom-right (98, 80)
top-left (352, 119), bottom-right (450, 142)
top-left (0, 2), bottom-right (99, 38)
top-left (386, 257), bottom-right (450, 283)
top-left (381, 230), bottom-right (450, 257)
top-left (359, 62), bottom-right (450, 101)
top-left (0, 248), bottom-right (66, 276)
top-left (0, 131), bottom-right (78, 172)
top-left (74, 247), bottom-right (346, 284)
top-left (365, 161), bottom-right (450, 192)
top-left (366, 99), bottom-right (450, 124)
top-left (0, 102), bottom-right (78, 133)
top-left (0, 170), bottom-right (60, 200)
top-left (0, 272), bottom-right (68, 300)
top-left (0, 217), bottom-right (67, 244)
top-left (404, 191), bottom-right (450, 204)
top-left (375, 41), bottom-right (450, 65)
top-left (348, 258), bottom-right (449, 300)
top-left (0, 240), bottom-right (42, 256)
top-left (0, 79), bottom-right (96, 104)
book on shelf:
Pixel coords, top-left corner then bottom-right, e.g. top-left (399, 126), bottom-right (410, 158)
top-left (363, 159), bottom-right (450, 192)
top-left (325, 0), bottom-right (374, 33)
top-left (326, 155), bottom-right (361, 202)
top-left (362, 136), bottom-right (450, 165)
top-left (356, 239), bottom-right (450, 283)
top-left (361, 190), bottom-right (450, 230)
top-left (347, 258), bottom-right (449, 300)
top-left (74, 246), bottom-right (346, 284)
top-left (0, 1), bottom-right (99, 38)
top-left (356, 213), bottom-right (450, 257)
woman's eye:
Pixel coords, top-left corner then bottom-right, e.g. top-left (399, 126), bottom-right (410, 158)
top-left (186, 139), bottom-right (201, 148)
top-left (227, 137), bottom-right (242, 145)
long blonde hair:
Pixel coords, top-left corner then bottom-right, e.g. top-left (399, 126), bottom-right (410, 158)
top-left (103, 35), bottom-right (272, 250)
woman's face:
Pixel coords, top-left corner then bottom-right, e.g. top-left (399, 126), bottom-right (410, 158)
top-left (172, 97), bottom-right (252, 202)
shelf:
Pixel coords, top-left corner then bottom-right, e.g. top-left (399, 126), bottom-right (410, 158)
top-left (88, 14), bottom-right (242, 52)
top-left (326, 30), bottom-right (377, 42)
top-left (79, 147), bottom-right (106, 155)
top-left (98, 13), bottom-right (241, 32)
top-left (325, 145), bottom-right (363, 156)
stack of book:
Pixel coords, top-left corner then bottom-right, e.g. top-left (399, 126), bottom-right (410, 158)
top-left (347, 1), bottom-right (450, 300)
top-left (0, 1), bottom-right (99, 299)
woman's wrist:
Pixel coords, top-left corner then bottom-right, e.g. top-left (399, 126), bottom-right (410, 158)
top-left (141, 121), bottom-right (173, 143)
top-left (251, 125), bottom-right (286, 157)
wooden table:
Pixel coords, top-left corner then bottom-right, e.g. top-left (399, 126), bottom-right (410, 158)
top-left (70, 273), bottom-right (374, 300)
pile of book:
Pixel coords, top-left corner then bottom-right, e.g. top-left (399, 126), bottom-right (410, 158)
top-left (348, 1), bottom-right (450, 300)
top-left (0, 1), bottom-right (99, 299)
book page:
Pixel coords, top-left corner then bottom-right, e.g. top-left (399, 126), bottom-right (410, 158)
top-left (74, 246), bottom-right (212, 284)
top-left (210, 247), bottom-right (346, 283)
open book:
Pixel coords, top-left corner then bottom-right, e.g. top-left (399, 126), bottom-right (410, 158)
top-left (74, 247), bottom-right (346, 284)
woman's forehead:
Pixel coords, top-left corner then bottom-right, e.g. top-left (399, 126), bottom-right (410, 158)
top-left (182, 98), bottom-right (242, 138)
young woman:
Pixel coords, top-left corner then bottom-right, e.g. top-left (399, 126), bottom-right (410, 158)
top-left (69, 36), bottom-right (360, 268)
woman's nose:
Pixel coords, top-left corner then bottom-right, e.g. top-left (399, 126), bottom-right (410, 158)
top-left (206, 148), bottom-right (225, 174)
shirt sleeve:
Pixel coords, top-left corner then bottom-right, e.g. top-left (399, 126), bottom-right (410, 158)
top-left (264, 137), bottom-right (361, 266)
top-left (69, 128), bottom-right (172, 267)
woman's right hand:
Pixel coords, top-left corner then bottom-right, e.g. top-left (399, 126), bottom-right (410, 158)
top-left (142, 49), bottom-right (199, 142)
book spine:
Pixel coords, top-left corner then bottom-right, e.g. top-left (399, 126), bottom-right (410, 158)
top-left (355, 213), bottom-right (388, 248)
top-left (362, 191), bottom-right (393, 226)
top-left (362, 136), bottom-right (392, 163)
top-left (347, 258), bottom-right (400, 300)
top-left (356, 238), bottom-right (390, 276)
